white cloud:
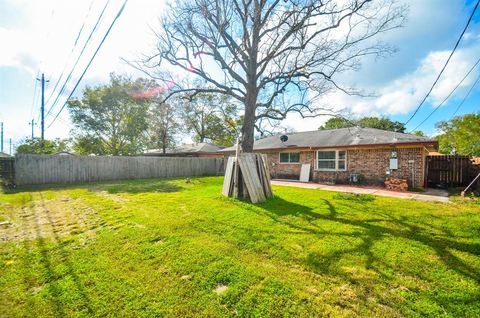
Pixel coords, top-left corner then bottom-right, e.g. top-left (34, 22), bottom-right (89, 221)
top-left (1, 0), bottom-right (480, 143)
top-left (362, 45), bottom-right (480, 114)
top-left (281, 43), bottom-right (480, 131)
top-left (0, 0), bottom-right (167, 142)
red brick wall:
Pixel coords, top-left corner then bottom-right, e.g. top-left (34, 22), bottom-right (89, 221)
top-left (266, 151), bottom-right (314, 180)
top-left (262, 147), bottom-right (426, 187)
top-left (345, 148), bottom-right (425, 187)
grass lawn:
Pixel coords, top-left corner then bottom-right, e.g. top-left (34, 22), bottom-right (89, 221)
top-left (1, 177), bottom-right (479, 317)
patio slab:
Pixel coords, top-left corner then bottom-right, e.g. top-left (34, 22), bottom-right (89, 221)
top-left (271, 179), bottom-right (450, 203)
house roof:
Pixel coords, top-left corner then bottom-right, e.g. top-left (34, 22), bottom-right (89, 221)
top-left (145, 142), bottom-right (225, 155)
top-left (221, 127), bottom-right (437, 152)
top-left (0, 152), bottom-right (12, 158)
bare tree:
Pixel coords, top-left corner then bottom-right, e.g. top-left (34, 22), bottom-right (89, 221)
top-left (139, 0), bottom-right (405, 152)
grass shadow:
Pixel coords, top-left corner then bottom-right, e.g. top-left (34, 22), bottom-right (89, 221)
top-left (3, 178), bottom-right (192, 195)
top-left (101, 179), bottom-right (184, 194)
top-left (31, 193), bottom-right (95, 316)
top-left (255, 194), bottom-right (480, 283)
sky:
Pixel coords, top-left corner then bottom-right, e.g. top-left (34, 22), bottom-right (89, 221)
top-left (0, 0), bottom-right (479, 153)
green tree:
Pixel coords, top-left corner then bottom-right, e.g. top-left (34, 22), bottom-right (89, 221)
top-left (435, 113), bottom-right (480, 156)
top-left (319, 116), bottom-right (406, 133)
top-left (68, 74), bottom-right (151, 155)
top-left (147, 95), bottom-right (181, 154)
top-left (16, 138), bottom-right (70, 154)
top-left (412, 130), bottom-right (426, 137)
top-left (181, 93), bottom-right (240, 146)
top-left (72, 135), bottom-right (105, 155)
top-left (318, 117), bottom-right (352, 130)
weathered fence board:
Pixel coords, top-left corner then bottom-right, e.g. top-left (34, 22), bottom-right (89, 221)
top-left (0, 158), bottom-right (15, 186)
top-left (14, 154), bottom-right (224, 186)
top-left (425, 155), bottom-right (472, 187)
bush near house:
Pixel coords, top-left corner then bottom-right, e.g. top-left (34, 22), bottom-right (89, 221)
top-left (0, 177), bottom-right (479, 317)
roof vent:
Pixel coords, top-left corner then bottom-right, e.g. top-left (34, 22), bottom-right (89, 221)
top-left (353, 134), bottom-right (361, 144)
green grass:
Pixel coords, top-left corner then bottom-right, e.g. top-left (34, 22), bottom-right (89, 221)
top-left (0, 177), bottom-right (479, 317)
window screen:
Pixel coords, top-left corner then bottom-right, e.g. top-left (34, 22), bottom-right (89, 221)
top-left (279, 152), bottom-right (300, 163)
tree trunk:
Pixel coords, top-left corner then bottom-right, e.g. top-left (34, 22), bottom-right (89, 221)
top-left (241, 89), bottom-right (257, 152)
top-left (162, 133), bottom-right (167, 154)
top-left (242, 3), bottom-right (260, 153)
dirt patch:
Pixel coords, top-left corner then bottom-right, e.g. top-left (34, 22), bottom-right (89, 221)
top-left (0, 193), bottom-right (105, 242)
top-left (91, 190), bottom-right (129, 204)
top-left (214, 284), bottom-right (228, 294)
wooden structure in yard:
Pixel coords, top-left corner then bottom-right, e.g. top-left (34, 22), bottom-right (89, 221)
top-left (425, 155), bottom-right (472, 187)
top-left (222, 153), bottom-right (273, 203)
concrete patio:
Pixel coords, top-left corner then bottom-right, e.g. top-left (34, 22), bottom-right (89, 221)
top-left (272, 179), bottom-right (450, 203)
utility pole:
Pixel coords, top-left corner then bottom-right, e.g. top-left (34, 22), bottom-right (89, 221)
top-left (29, 119), bottom-right (35, 139)
top-left (9, 138), bottom-right (12, 156)
top-left (37, 73), bottom-right (49, 141)
top-left (0, 122), bottom-right (3, 153)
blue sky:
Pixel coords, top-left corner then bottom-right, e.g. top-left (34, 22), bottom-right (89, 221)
top-left (0, 0), bottom-right (479, 152)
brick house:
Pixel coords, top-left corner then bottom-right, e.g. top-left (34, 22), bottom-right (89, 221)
top-left (221, 127), bottom-right (438, 188)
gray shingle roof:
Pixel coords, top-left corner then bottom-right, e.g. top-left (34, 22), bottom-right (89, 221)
top-left (221, 127), bottom-right (436, 152)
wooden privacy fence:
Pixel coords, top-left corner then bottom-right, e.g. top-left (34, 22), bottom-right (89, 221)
top-left (14, 154), bottom-right (225, 186)
top-left (0, 158), bottom-right (15, 187)
top-left (425, 155), bottom-right (472, 187)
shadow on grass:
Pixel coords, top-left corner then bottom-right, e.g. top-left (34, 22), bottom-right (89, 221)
top-left (255, 195), bottom-right (480, 283)
top-left (3, 178), bottom-right (189, 195)
top-left (25, 194), bottom-right (95, 317)
top-left (102, 179), bottom-right (184, 194)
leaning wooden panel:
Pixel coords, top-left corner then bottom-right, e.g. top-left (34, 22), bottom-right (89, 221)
top-left (238, 154), bottom-right (266, 203)
top-left (248, 154), bottom-right (268, 202)
top-left (259, 154), bottom-right (273, 198)
top-left (237, 155), bottom-right (259, 203)
top-left (222, 157), bottom-right (235, 196)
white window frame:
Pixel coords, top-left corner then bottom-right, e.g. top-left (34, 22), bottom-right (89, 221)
top-left (316, 150), bottom-right (347, 171)
top-left (278, 152), bottom-right (301, 164)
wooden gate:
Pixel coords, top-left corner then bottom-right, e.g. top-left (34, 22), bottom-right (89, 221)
top-left (425, 155), bottom-right (472, 187)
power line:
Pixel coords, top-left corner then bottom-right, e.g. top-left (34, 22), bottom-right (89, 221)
top-left (47, 0), bottom-right (129, 129)
top-left (410, 56), bottom-right (480, 131)
top-left (45, 0), bottom-right (111, 116)
top-left (74, 0), bottom-right (95, 47)
top-left (30, 70), bottom-right (40, 119)
top-left (450, 72), bottom-right (480, 119)
top-left (37, 9), bottom-right (56, 72)
top-left (37, 73), bottom-right (49, 141)
top-left (45, 0), bottom-right (97, 106)
top-left (34, 8), bottom-right (56, 124)
top-left (404, 0), bottom-right (480, 125)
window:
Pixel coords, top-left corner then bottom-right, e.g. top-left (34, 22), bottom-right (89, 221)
top-left (317, 150), bottom-right (347, 171)
top-left (279, 152), bottom-right (300, 163)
